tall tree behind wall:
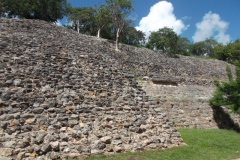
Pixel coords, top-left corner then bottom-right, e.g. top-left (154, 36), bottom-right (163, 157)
top-left (0, 0), bottom-right (6, 17)
top-left (94, 4), bottom-right (112, 38)
top-left (2, 0), bottom-right (70, 22)
top-left (106, 0), bottom-right (134, 51)
top-left (120, 26), bottom-right (146, 46)
top-left (146, 27), bottom-right (178, 55)
top-left (68, 7), bottom-right (95, 34)
top-left (213, 39), bottom-right (240, 64)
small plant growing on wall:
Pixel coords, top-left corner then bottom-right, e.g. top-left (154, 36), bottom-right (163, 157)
top-left (210, 64), bottom-right (240, 114)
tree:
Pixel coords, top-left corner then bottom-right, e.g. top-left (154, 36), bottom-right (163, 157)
top-left (212, 43), bottom-right (230, 61)
top-left (190, 38), bottom-right (218, 56)
top-left (0, 0), bottom-right (6, 17)
top-left (204, 38), bottom-right (219, 57)
top-left (225, 39), bottom-right (240, 64)
top-left (176, 37), bottom-right (191, 56)
top-left (106, 0), bottom-right (134, 51)
top-left (146, 27), bottom-right (178, 55)
top-left (94, 4), bottom-right (112, 38)
top-left (210, 65), bottom-right (240, 114)
top-left (190, 41), bottom-right (208, 56)
top-left (120, 26), bottom-right (145, 46)
top-left (68, 7), bottom-right (95, 34)
top-left (231, 39), bottom-right (240, 65)
top-left (212, 39), bottom-right (240, 64)
top-left (99, 24), bottom-right (115, 40)
top-left (3, 0), bottom-right (70, 22)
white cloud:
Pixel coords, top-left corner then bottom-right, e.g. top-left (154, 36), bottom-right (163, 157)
top-left (192, 11), bottom-right (230, 44)
top-left (181, 16), bottom-right (191, 21)
top-left (135, 1), bottom-right (188, 37)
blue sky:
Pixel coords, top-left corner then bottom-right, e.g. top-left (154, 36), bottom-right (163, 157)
top-left (61, 0), bottom-right (240, 44)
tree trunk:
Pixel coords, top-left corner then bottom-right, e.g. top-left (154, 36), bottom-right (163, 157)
top-left (115, 28), bottom-right (120, 51)
top-left (76, 20), bottom-right (80, 33)
top-left (97, 29), bottom-right (101, 38)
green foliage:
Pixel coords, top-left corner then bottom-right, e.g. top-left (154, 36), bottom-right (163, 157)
top-left (210, 64), bottom-right (240, 114)
top-left (228, 39), bottom-right (240, 63)
top-left (106, 0), bottom-right (134, 50)
top-left (176, 37), bottom-right (192, 56)
top-left (212, 43), bottom-right (229, 61)
top-left (106, 0), bottom-right (133, 18)
top-left (146, 27), bottom-right (178, 55)
top-left (190, 38), bottom-right (218, 56)
top-left (0, 0), bottom-right (6, 17)
top-left (68, 7), bottom-right (96, 34)
top-left (66, 0), bottom-right (137, 49)
top-left (94, 4), bottom-right (112, 37)
top-left (2, 0), bottom-right (70, 22)
top-left (212, 39), bottom-right (240, 63)
top-left (204, 38), bottom-right (219, 57)
top-left (119, 26), bottom-right (146, 46)
top-left (226, 64), bottom-right (233, 81)
top-left (146, 28), bottom-right (192, 55)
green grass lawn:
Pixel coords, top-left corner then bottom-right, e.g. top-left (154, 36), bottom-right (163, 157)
top-left (80, 129), bottom-right (240, 160)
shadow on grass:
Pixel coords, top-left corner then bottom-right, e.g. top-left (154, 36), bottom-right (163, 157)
top-left (212, 106), bottom-right (240, 132)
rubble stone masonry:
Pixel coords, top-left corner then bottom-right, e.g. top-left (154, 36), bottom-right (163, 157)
top-left (0, 18), bottom-right (239, 159)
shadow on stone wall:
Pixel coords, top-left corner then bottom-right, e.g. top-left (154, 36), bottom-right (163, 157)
top-left (212, 106), bottom-right (240, 132)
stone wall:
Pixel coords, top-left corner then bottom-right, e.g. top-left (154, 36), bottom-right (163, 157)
top-left (0, 18), bottom-right (239, 159)
top-left (0, 18), bottom-right (182, 159)
top-left (141, 82), bottom-right (240, 129)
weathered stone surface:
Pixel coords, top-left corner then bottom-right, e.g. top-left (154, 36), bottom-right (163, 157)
top-left (17, 140), bottom-right (29, 148)
top-left (32, 108), bottom-right (44, 114)
top-left (3, 141), bottom-right (16, 148)
top-left (41, 144), bottom-right (52, 154)
top-left (0, 122), bottom-right (8, 129)
top-left (45, 151), bottom-right (60, 160)
top-left (35, 132), bottom-right (47, 144)
top-left (0, 18), bottom-right (239, 160)
top-left (100, 136), bottom-right (112, 144)
top-left (0, 156), bottom-right (13, 160)
top-left (16, 152), bottom-right (25, 160)
top-left (59, 133), bottom-right (68, 141)
top-left (0, 148), bottom-right (13, 157)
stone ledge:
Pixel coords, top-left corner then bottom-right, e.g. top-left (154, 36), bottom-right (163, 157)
top-left (152, 76), bottom-right (178, 86)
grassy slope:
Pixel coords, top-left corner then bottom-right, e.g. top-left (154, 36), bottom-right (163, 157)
top-left (81, 129), bottom-right (240, 160)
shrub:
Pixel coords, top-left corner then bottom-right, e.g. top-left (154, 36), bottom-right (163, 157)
top-left (210, 64), bottom-right (240, 114)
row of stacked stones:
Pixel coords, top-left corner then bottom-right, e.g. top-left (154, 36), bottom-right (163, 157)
top-left (0, 18), bottom-right (183, 159)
